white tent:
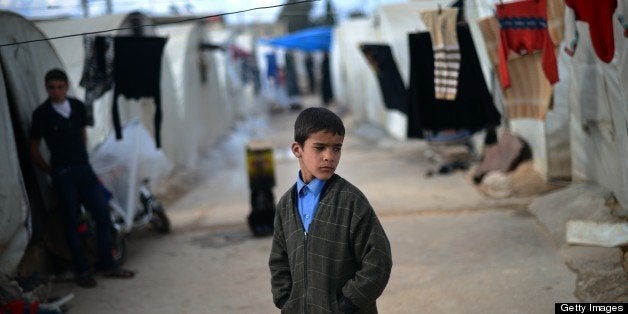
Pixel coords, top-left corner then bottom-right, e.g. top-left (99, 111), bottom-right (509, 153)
top-left (331, 18), bottom-right (384, 129)
top-left (36, 13), bottom-right (185, 170)
top-left (155, 21), bottom-right (241, 168)
top-left (331, 1), bottom-right (450, 140)
top-left (0, 10), bottom-right (65, 276)
top-left (567, 7), bottom-right (628, 212)
top-left (204, 25), bottom-right (257, 120)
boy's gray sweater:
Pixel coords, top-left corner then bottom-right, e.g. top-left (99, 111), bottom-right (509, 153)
top-left (269, 174), bottom-right (392, 313)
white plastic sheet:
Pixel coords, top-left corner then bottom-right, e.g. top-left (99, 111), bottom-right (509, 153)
top-left (90, 118), bottom-right (172, 232)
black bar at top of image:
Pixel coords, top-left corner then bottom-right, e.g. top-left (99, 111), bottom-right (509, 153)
top-left (556, 303), bottom-right (627, 314)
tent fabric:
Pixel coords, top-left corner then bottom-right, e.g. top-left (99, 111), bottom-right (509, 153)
top-left (0, 60), bottom-right (30, 277)
top-left (36, 13), bottom-right (171, 152)
top-left (261, 26), bottom-right (332, 52)
top-left (156, 22), bottom-right (240, 168)
top-left (568, 11), bottom-right (628, 211)
top-left (0, 10), bottom-right (66, 276)
top-left (36, 14), bottom-right (244, 171)
top-left (330, 18), bottom-right (385, 125)
top-left (377, 1), bottom-right (452, 86)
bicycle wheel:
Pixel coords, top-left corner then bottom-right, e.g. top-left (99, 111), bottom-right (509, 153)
top-left (149, 201), bottom-right (171, 233)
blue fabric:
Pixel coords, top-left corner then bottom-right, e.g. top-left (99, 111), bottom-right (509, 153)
top-left (261, 26), bottom-right (332, 52)
top-left (426, 129), bottom-right (472, 143)
top-left (296, 171), bottom-right (326, 232)
top-left (266, 52), bottom-right (278, 80)
top-left (498, 17), bottom-right (547, 29)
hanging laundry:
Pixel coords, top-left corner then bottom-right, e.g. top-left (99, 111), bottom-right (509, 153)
top-left (305, 53), bottom-right (315, 94)
top-left (265, 52), bottom-right (279, 82)
top-left (420, 8), bottom-right (461, 101)
top-left (321, 52), bottom-right (333, 106)
top-left (564, 0), bottom-right (618, 63)
top-left (496, 0), bottom-right (559, 89)
top-left (359, 44), bottom-right (407, 113)
top-left (406, 25), bottom-right (500, 138)
top-left (229, 45), bottom-right (251, 59)
top-left (112, 36), bottom-right (167, 148)
top-left (478, 16), bottom-right (553, 120)
top-left (79, 35), bottom-right (114, 126)
top-left (284, 51), bottom-right (301, 97)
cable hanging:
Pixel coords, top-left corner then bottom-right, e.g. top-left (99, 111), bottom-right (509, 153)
top-left (0, 0), bottom-right (320, 47)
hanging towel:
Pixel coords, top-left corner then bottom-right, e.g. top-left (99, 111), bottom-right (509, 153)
top-left (113, 36), bottom-right (167, 148)
top-left (564, 0), bottom-right (618, 63)
top-left (478, 16), bottom-right (553, 120)
top-left (420, 8), bottom-right (461, 101)
top-left (496, 0), bottom-right (559, 89)
top-left (406, 26), bottom-right (500, 137)
top-left (80, 35), bottom-right (114, 126)
top-left (359, 44), bottom-right (407, 113)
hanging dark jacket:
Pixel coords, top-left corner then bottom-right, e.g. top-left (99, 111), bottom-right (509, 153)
top-left (269, 174), bottom-right (392, 314)
top-left (112, 36), bottom-right (167, 148)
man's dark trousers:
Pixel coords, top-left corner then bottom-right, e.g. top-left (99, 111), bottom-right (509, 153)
top-left (52, 164), bottom-right (114, 274)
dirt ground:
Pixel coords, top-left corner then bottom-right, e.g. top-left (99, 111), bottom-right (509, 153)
top-left (45, 104), bottom-right (627, 313)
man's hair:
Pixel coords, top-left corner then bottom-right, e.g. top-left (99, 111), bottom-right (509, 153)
top-left (45, 68), bottom-right (69, 84)
top-left (294, 107), bottom-right (345, 146)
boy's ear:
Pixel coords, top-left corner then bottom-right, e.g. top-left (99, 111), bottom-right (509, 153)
top-left (291, 142), bottom-right (302, 158)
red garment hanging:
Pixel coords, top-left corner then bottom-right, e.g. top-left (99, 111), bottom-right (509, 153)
top-left (496, 0), bottom-right (559, 89)
top-left (565, 0), bottom-right (617, 63)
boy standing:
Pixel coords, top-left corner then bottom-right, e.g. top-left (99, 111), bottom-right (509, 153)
top-left (30, 69), bottom-right (134, 287)
top-left (269, 107), bottom-right (392, 313)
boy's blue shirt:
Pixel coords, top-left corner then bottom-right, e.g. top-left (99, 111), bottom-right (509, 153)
top-left (296, 171), bottom-right (326, 233)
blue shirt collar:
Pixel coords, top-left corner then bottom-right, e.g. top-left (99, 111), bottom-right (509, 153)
top-left (296, 171), bottom-right (326, 196)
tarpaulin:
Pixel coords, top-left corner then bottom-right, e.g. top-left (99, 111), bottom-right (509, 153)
top-left (261, 26), bottom-right (332, 52)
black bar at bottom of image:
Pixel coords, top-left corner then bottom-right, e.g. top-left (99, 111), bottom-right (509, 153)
top-left (556, 303), bottom-right (627, 314)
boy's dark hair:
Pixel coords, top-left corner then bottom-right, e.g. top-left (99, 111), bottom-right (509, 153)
top-left (45, 68), bottom-right (68, 84)
top-left (294, 107), bottom-right (345, 146)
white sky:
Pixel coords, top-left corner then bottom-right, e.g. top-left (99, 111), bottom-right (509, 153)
top-left (0, 0), bottom-right (408, 23)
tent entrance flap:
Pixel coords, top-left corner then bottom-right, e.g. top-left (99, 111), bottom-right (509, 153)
top-left (261, 26), bottom-right (332, 52)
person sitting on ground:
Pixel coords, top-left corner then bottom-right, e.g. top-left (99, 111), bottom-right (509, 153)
top-left (29, 68), bottom-right (135, 288)
top-left (269, 107), bottom-right (393, 313)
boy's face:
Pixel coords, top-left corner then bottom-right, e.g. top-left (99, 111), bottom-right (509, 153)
top-left (45, 79), bottom-right (69, 103)
top-left (292, 130), bottom-right (344, 183)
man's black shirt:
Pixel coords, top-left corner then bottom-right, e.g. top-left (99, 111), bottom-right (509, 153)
top-left (30, 98), bottom-right (89, 169)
